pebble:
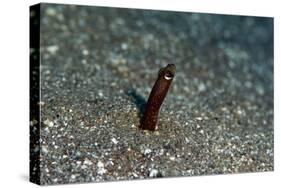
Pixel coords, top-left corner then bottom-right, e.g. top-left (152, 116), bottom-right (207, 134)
top-left (111, 138), bottom-right (118, 144)
top-left (143, 148), bottom-right (152, 155)
top-left (84, 158), bottom-right (93, 165)
top-left (46, 7), bottom-right (57, 16)
top-left (121, 43), bottom-right (128, 50)
top-left (97, 161), bottom-right (104, 168)
top-left (169, 156), bottom-right (176, 161)
top-left (44, 119), bottom-right (54, 127)
top-left (42, 146), bottom-right (48, 154)
top-left (82, 49), bottom-right (89, 56)
top-left (81, 165), bottom-right (87, 169)
top-left (149, 169), bottom-right (159, 177)
top-left (46, 45), bottom-right (59, 54)
top-left (97, 161), bottom-right (107, 175)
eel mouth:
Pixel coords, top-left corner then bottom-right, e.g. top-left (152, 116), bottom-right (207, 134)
top-left (163, 64), bottom-right (176, 80)
top-left (164, 72), bottom-right (174, 80)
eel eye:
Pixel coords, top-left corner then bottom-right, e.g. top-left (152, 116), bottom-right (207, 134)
top-left (164, 73), bottom-right (173, 80)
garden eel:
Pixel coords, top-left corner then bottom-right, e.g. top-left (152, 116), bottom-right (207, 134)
top-left (141, 64), bottom-right (176, 131)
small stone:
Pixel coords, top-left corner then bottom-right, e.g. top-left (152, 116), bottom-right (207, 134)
top-left (97, 161), bottom-right (107, 175)
top-left (221, 107), bottom-right (227, 111)
top-left (98, 91), bottom-right (103, 97)
top-left (76, 151), bottom-right (81, 156)
top-left (106, 160), bottom-right (114, 166)
top-left (111, 138), bottom-right (118, 144)
top-left (121, 43), bottom-right (128, 50)
top-left (81, 165), bottom-right (87, 169)
top-left (245, 81), bottom-right (252, 88)
top-left (143, 148), bottom-right (152, 155)
top-left (198, 83), bottom-right (206, 92)
top-left (237, 110), bottom-right (243, 115)
top-left (97, 161), bottom-right (104, 168)
top-left (82, 49), bottom-right (89, 56)
top-left (44, 119), bottom-right (54, 127)
top-left (84, 158), bottom-right (93, 165)
top-left (52, 178), bottom-right (58, 183)
top-left (117, 65), bottom-right (128, 72)
top-left (82, 59), bottom-right (87, 64)
top-left (97, 168), bottom-right (107, 175)
top-left (154, 131), bottom-right (160, 135)
top-left (149, 169), bottom-right (159, 177)
top-left (266, 149), bottom-right (272, 155)
top-left (42, 146), bottom-right (48, 154)
top-left (46, 45), bottom-right (59, 55)
top-left (169, 156), bottom-right (175, 161)
top-left (46, 8), bottom-right (57, 16)
top-left (257, 85), bottom-right (265, 95)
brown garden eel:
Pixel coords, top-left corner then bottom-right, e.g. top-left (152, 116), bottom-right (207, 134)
top-left (141, 64), bottom-right (176, 131)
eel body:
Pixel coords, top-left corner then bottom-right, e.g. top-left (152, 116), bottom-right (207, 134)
top-left (141, 64), bottom-right (176, 131)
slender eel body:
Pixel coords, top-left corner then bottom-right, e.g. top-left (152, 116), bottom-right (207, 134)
top-left (141, 64), bottom-right (176, 131)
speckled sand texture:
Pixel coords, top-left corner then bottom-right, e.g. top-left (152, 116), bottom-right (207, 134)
top-left (33, 3), bottom-right (273, 185)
